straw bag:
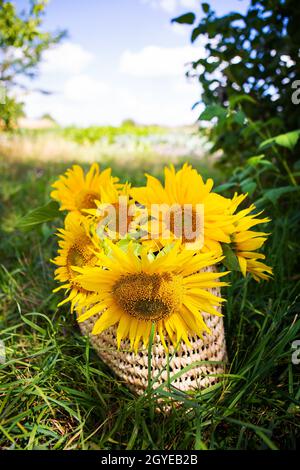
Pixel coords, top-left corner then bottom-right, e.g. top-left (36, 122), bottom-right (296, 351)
top-left (79, 267), bottom-right (227, 395)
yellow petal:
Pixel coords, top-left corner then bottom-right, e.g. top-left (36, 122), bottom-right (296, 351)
top-left (92, 307), bottom-right (122, 335)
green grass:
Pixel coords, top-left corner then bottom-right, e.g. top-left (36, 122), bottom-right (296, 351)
top-left (0, 155), bottom-right (300, 450)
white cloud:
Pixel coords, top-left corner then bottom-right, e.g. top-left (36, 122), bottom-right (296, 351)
top-left (172, 75), bottom-right (197, 93)
top-left (41, 42), bottom-right (94, 75)
top-left (181, 0), bottom-right (198, 6)
top-left (143, 0), bottom-right (176, 13)
top-left (143, 0), bottom-right (198, 13)
top-left (63, 74), bottom-right (110, 102)
top-left (24, 74), bottom-right (142, 126)
top-left (120, 45), bottom-right (201, 77)
top-left (24, 73), bottom-right (199, 127)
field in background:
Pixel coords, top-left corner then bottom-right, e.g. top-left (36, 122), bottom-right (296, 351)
top-left (0, 123), bottom-right (219, 232)
top-left (0, 123), bottom-right (214, 167)
top-left (0, 126), bottom-right (299, 450)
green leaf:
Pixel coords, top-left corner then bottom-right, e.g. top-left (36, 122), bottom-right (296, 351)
top-left (246, 156), bottom-right (276, 171)
top-left (117, 238), bottom-right (142, 256)
top-left (191, 26), bottom-right (202, 42)
top-left (275, 131), bottom-right (300, 150)
top-left (247, 154), bottom-right (266, 166)
top-left (235, 165), bottom-right (254, 182)
top-left (17, 201), bottom-right (60, 231)
top-left (241, 180), bottom-right (257, 195)
top-left (229, 94), bottom-right (257, 108)
top-left (293, 160), bottom-right (300, 171)
top-left (262, 186), bottom-right (299, 205)
top-left (222, 244), bottom-right (241, 271)
top-left (171, 12), bottom-right (196, 25)
top-left (259, 130), bottom-right (300, 151)
top-left (201, 3), bottom-right (210, 14)
top-left (233, 110), bottom-right (246, 126)
top-left (199, 104), bottom-right (227, 121)
top-left (213, 182), bottom-right (236, 193)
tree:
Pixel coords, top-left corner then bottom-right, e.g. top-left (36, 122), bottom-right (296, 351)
top-left (41, 112), bottom-right (56, 123)
top-left (173, 0), bottom-right (300, 168)
top-left (0, 0), bottom-right (66, 129)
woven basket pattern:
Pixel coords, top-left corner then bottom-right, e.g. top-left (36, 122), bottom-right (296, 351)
top-left (78, 267), bottom-right (227, 395)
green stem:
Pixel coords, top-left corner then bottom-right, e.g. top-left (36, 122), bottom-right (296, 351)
top-left (281, 158), bottom-right (297, 186)
top-left (147, 322), bottom-right (156, 395)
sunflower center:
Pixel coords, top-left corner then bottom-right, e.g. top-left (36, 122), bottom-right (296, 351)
top-left (168, 206), bottom-right (201, 244)
top-left (112, 272), bottom-right (183, 321)
top-left (67, 236), bottom-right (96, 279)
top-left (75, 189), bottom-right (99, 211)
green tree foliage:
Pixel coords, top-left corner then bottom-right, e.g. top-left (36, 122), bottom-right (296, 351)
top-left (0, 0), bottom-right (66, 129)
top-left (173, 0), bottom-right (300, 173)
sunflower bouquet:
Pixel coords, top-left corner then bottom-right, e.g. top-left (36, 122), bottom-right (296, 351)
top-left (51, 163), bottom-right (272, 394)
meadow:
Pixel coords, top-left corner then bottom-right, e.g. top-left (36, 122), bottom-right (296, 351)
top-left (0, 125), bottom-right (299, 450)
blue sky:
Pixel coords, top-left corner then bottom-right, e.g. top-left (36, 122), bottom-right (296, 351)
top-left (16, 0), bottom-right (250, 126)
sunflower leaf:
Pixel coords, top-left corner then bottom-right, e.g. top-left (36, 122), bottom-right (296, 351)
top-left (221, 244), bottom-right (241, 271)
top-left (17, 201), bottom-right (60, 232)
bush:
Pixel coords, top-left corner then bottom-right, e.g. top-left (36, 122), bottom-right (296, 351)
top-left (173, 0), bottom-right (300, 172)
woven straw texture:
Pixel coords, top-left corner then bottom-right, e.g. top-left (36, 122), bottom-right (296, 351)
top-left (79, 267), bottom-right (227, 395)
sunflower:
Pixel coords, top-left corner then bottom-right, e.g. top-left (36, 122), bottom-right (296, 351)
top-left (52, 212), bottom-right (101, 310)
top-left (130, 163), bottom-right (236, 253)
top-left (51, 163), bottom-right (117, 214)
top-left (73, 242), bottom-right (228, 352)
top-left (229, 193), bottom-right (273, 281)
top-left (84, 178), bottom-right (139, 241)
